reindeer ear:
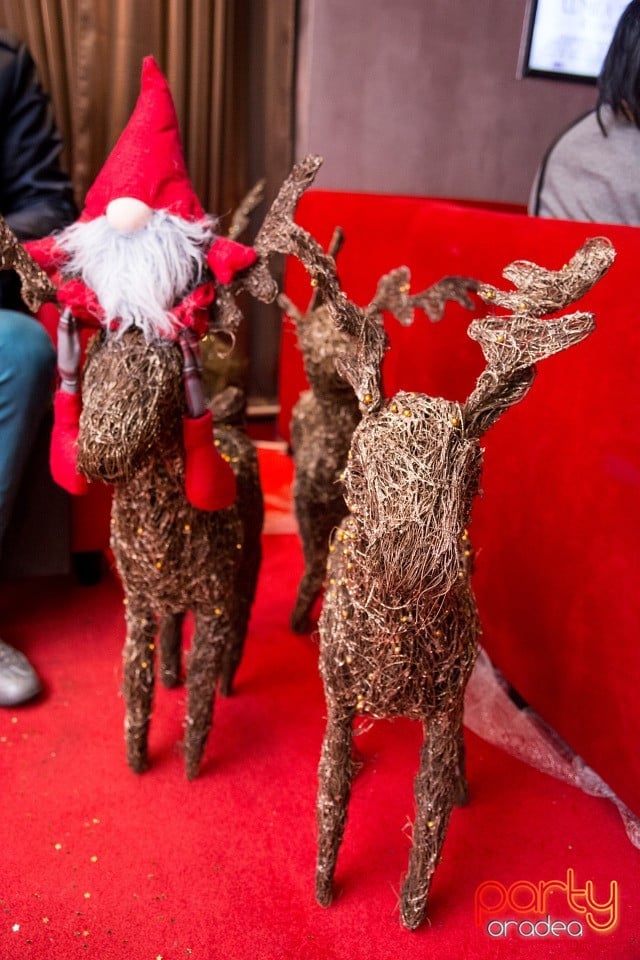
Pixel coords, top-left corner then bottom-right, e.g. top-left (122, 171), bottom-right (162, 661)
top-left (334, 354), bottom-right (373, 407)
top-left (334, 353), bottom-right (358, 395)
top-left (335, 352), bottom-right (382, 413)
top-left (334, 305), bottom-right (389, 414)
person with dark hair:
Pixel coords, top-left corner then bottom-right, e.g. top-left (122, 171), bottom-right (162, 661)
top-left (0, 30), bottom-right (77, 705)
top-left (529, 0), bottom-right (640, 224)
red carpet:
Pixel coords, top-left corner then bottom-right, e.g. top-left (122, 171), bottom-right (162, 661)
top-left (1, 451), bottom-right (638, 959)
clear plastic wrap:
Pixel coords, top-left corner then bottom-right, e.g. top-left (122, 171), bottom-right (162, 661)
top-left (464, 646), bottom-right (640, 848)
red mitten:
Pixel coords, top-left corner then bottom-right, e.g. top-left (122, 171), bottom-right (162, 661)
top-left (182, 409), bottom-right (237, 511)
top-left (50, 390), bottom-right (90, 495)
top-left (171, 281), bottom-right (216, 338)
top-left (207, 237), bottom-right (257, 285)
top-left (57, 279), bottom-right (104, 326)
top-left (24, 235), bottom-right (67, 273)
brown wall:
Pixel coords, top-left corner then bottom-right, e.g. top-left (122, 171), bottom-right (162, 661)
top-left (296, 0), bottom-right (596, 204)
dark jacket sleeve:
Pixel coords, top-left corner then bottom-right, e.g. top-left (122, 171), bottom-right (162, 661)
top-left (0, 32), bottom-right (77, 241)
top-left (0, 32), bottom-right (77, 310)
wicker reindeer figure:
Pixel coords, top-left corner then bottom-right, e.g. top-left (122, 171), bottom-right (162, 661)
top-left (75, 341), bottom-right (262, 779)
top-left (69, 161), bottom-right (325, 780)
top-left (281, 216), bottom-right (614, 927)
top-left (279, 228), bottom-right (359, 633)
top-left (277, 166), bottom-right (477, 633)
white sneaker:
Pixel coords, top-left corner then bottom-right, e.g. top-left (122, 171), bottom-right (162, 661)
top-left (0, 640), bottom-right (41, 706)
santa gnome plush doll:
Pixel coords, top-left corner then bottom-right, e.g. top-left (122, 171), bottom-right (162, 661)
top-left (26, 56), bottom-right (257, 511)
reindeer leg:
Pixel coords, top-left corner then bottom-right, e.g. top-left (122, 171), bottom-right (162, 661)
top-left (291, 550), bottom-right (328, 634)
top-left (122, 602), bottom-right (157, 774)
top-left (219, 541), bottom-right (261, 697)
top-left (400, 712), bottom-right (461, 930)
top-left (219, 621), bottom-right (243, 698)
top-left (184, 608), bottom-right (227, 780)
top-left (220, 467), bottom-right (263, 696)
top-left (159, 612), bottom-right (184, 688)
top-left (316, 707), bottom-right (355, 907)
top-left (291, 576), bottom-right (322, 634)
top-left (219, 596), bottom-right (243, 698)
top-left (291, 470), bottom-right (322, 633)
top-left (454, 713), bottom-right (469, 807)
top-left (291, 494), bottom-right (343, 634)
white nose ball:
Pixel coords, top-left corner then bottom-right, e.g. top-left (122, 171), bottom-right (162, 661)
top-left (106, 197), bottom-right (153, 233)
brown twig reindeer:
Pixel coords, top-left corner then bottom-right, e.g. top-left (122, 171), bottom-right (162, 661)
top-left (69, 173), bottom-right (311, 780)
top-left (278, 228), bottom-right (358, 633)
top-left (276, 191), bottom-right (614, 927)
top-left (76, 341), bottom-right (263, 780)
top-left (275, 163), bottom-right (477, 633)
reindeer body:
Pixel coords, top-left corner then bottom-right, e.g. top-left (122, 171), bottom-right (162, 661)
top-left (288, 298), bottom-right (361, 632)
top-left (77, 329), bottom-right (263, 779)
top-left (320, 394), bottom-right (481, 720)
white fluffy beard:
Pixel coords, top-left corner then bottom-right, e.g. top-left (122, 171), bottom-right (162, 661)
top-left (57, 210), bottom-right (216, 340)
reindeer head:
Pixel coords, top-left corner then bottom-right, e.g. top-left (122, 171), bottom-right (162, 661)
top-left (77, 329), bottom-right (184, 483)
top-left (291, 303), bottom-right (359, 399)
top-left (336, 237), bottom-right (615, 604)
top-left (279, 226), bottom-right (358, 401)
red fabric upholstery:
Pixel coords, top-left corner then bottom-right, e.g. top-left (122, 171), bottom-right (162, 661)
top-left (278, 190), bottom-right (640, 818)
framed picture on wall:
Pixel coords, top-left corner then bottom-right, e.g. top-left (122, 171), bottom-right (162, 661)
top-left (520, 0), bottom-right (629, 83)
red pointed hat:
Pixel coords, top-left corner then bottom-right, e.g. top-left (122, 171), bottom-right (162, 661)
top-left (81, 56), bottom-right (205, 222)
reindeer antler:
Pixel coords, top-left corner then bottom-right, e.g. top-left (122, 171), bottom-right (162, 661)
top-left (253, 155), bottom-right (365, 338)
top-left (476, 237), bottom-right (614, 318)
top-left (270, 158), bottom-right (479, 414)
top-left (335, 266), bottom-right (475, 413)
top-left (0, 214), bottom-right (57, 312)
top-left (277, 225), bottom-right (346, 325)
top-left (227, 179), bottom-right (266, 241)
top-left (369, 270), bottom-right (478, 327)
top-left (252, 154), bottom-right (324, 260)
top-left (409, 275), bottom-right (478, 323)
top-left (212, 156), bottom-right (327, 336)
top-left (367, 266), bottom-right (414, 327)
top-left (463, 237), bottom-right (615, 437)
top-left (308, 226), bottom-right (344, 313)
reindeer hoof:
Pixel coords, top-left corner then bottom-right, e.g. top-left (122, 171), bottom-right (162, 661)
top-left (454, 776), bottom-right (469, 807)
top-left (185, 761), bottom-right (200, 781)
top-left (315, 874), bottom-right (334, 907)
top-left (400, 876), bottom-right (429, 931)
top-left (160, 666), bottom-right (182, 689)
top-left (400, 895), bottom-right (427, 931)
top-left (127, 748), bottom-right (150, 775)
top-left (290, 607), bottom-right (312, 634)
top-left (184, 745), bottom-right (204, 780)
